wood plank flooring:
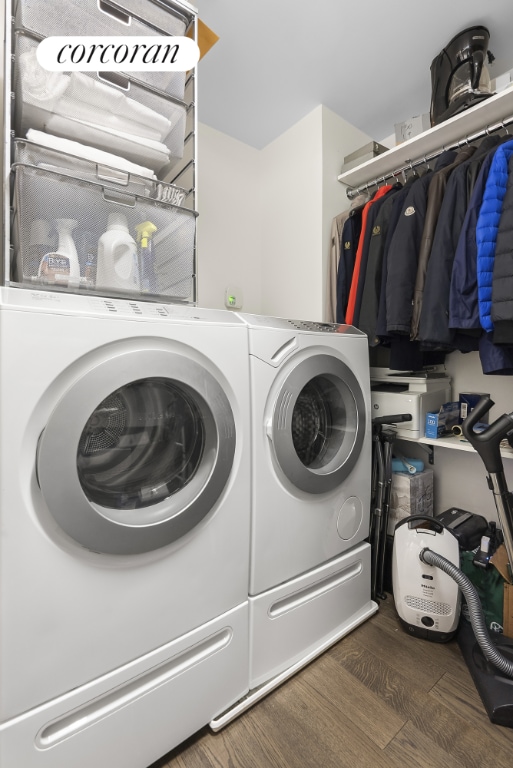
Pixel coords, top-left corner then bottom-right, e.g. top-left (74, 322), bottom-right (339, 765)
top-left (149, 596), bottom-right (513, 768)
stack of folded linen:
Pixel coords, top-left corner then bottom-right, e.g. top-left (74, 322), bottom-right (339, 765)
top-left (19, 48), bottom-right (179, 171)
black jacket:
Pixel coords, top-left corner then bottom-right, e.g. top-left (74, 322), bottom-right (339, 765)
top-left (357, 185), bottom-right (402, 343)
top-left (418, 137), bottom-right (501, 350)
top-left (335, 204), bottom-right (365, 323)
top-left (491, 151), bottom-right (513, 344)
top-left (375, 179), bottom-right (418, 341)
top-left (410, 146), bottom-right (476, 340)
top-left (385, 168), bottom-right (437, 334)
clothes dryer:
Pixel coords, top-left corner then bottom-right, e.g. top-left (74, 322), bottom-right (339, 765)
top-left (0, 288), bottom-right (250, 768)
top-left (234, 313), bottom-right (377, 694)
top-left (238, 313), bottom-right (372, 595)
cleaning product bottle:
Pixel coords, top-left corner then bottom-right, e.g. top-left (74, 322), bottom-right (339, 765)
top-left (135, 221), bottom-right (158, 293)
top-left (95, 213), bottom-right (140, 293)
top-left (38, 218), bottom-right (80, 286)
top-left (25, 219), bottom-right (53, 281)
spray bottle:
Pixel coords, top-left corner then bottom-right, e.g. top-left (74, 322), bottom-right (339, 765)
top-left (135, 221), bottom-right (158, 293)
top-left (38, 218), bottom-right (80, 286)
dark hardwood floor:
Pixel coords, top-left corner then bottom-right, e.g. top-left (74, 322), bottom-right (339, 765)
top-left (149, 596), bottom-right (513, 767)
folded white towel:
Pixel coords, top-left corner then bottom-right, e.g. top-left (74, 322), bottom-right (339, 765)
top-left (20, 48), bottom-right (173, 142)
top-left (19, 49), bottom-right (70, 111)
top-left (57, 94), bottom-right (167, 143)
top-left (68, 72), bottom-right (172, 140)
top-left (45, 113), bottom-right (170, 171)
top-left (26, 129), bottom-right (156, 179)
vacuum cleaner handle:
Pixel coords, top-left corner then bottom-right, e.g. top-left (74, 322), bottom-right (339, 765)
top-left (462, 397), bottom-right (513, 474)
top-left (394, 514), bottom-right (445, 534)
top-left (372, 413), bottom-right (412, 426)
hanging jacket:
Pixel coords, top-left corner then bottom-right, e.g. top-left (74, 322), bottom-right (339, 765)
top-left (449, 140), bottom-right (507, 332)
top-left (335, 203), bottom-right (366, 323)
top-left (475, 139), bottom-right (513, 333)
top-left (418, 140), bottom-right (500, 350)
top-left (384, 171), bottom-right (434, 334)
top-left (491, 149), bottom-right (513, 344)
top-left (385, 152), bottom-right (457, 335)
top-left (345, 185), bottom-right (392, 326)
top-left (410, 145), bottom-right (476, 341)
top-left (326, 192), bottom-right (369, 323)
top-left (326, 211), bottom-right (349, 324)
top-left (352, 184), bottom-right (401, 328)
top-left (375, 176), bottom-right (420, 342)
top-left (357, 184), bottom-right (402, 343)
top-left (479, 332), bottom-right (513, 375)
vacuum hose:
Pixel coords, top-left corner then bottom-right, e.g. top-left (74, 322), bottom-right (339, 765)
top-left (420, 547), bottom-right (513, 678)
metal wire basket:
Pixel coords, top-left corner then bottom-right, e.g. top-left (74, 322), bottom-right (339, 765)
top-left (12, 161), bottom-right (197, 302)
top-left (14, 0), bottom-right (190, 100)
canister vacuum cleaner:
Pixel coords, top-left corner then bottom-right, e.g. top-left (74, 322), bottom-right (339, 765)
top-left (392, 397), bottom-right (513, 727)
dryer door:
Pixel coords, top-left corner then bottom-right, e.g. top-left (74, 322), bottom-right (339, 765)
top-left (270, 354), bottom-right (366, 494)
top-left (36, 347), bottom-right (236, 554)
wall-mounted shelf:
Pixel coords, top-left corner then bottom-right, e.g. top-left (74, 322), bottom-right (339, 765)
top-left (338, 87), bottom-right (513, 193)
top-left (396, 433), bottom-right (513, 462)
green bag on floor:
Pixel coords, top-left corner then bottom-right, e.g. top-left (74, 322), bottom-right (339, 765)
top-left (460, 550), bottom-right (505, 633)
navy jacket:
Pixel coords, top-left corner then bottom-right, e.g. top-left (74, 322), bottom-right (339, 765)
top-left (384, 155), bottom-right (460, 335)
top-left (358, 185), bottom-right (403, 344)
top-left (449, 146), bottom-right (503, 332)
top-left (418, 137), bottom-right (501, 350)
top-left (375, 178), bottom-right (418, 342)
top-left (335, 204), bottom-right (365, 323)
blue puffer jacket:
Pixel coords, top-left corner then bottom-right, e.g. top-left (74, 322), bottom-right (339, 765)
top-left (475, 139), bottom-right (513, 332)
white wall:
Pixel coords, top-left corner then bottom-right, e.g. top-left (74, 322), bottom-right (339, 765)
top-left (197, 106), bottom-right (371, 321)
top-left (321, 106), bottom-right (372, 319)
top-left (196, 122), bottom-right (262, 312)
top-left (258, 106), bottom-right (323, 320)
top-left (259, 105), bottom-right (373, 321)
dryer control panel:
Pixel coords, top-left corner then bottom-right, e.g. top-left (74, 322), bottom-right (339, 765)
top-left (286, 319), bottom-right (338, 333)
top-left (236, 311), bottom-right (365, 337)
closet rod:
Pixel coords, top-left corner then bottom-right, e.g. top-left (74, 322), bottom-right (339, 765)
top-left (345, 113), bottom-right (513, 200)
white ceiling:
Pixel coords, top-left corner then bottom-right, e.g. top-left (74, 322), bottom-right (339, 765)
top-left (194, 0), bottom-right (513, 149)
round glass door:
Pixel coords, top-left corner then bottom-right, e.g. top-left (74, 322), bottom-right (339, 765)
top-left (270, 354), bottom-right (366, 494)
top-left (77, 378), bottom-right (205, 510)
top-left (291, 375), bottom-right (348, 469)
top-left (37, 347), bottom-right (236, 554)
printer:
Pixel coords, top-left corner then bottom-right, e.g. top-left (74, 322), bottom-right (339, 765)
top-left (370, 368), bottom-right (452, 439)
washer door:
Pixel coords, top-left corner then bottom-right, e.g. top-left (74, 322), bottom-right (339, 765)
top-left (270, 354), bottom-right (366, 494)
top-left (37, 347), bottom-right (236, 554)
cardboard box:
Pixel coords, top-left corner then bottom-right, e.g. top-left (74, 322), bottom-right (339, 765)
top-left (458, 392), bottom-right (490, 424)
top-left (425, 402), bottom-right (460, 438)
top-left (387, 468), bottom-right (434, 535)
top-left (491, 70), bottom-right (513, 93)
top-left (341, 141), bottom-right (388, 173)
top-left (343, 141), bottom-right (388, 164)
top-left (394, 114), bottom-right (431, 145)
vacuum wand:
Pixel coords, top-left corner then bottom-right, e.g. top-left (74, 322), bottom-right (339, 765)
top-left (462, 397), bottom-right (513, 573)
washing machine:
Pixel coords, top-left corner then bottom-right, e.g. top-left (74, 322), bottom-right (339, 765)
top-left (235, 313), bottom-right (377, 693)
top-left (0, 288), bottom-right (250, 768)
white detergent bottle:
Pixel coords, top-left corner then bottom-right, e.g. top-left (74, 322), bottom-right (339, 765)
top-left (55, 219), bottom-right (80, 279)
top-left (95, 212), bottom-right (140, 293)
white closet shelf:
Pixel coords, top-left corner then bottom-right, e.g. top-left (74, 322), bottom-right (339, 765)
top-left (397, 433), bottom-right (513, 460)
top-left (338, 87), bottom-right (513, 191)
